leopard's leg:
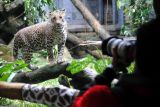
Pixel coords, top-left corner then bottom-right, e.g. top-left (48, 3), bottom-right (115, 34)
top-left (47, 47), bottom-right (55, 64)
top-left (13, 34), bottom-right (25, 60)
top-left (57, 42), bottom-right (65, 63)
top-left (23, 51), bottom-right (38, 70)
top-left (23, 51), bottom-right (32, 64)
top-left (13, 36), bottom-right (22, 60)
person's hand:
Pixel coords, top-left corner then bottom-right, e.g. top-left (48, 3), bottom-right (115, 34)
top-left (111, 47), bottom-right (127, 73)
top-left (111, 46), bottom-right (119, 69)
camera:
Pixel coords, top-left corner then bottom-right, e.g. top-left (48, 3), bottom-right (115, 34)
top-left (94, 37), bottom-right (136, 86)
top-left (102, 36), bottom-right (136, 67)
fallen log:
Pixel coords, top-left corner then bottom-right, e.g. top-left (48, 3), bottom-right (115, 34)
top-left (11, 62), bottom-right (96, 90)
top-left (11, 62), bottom-right (71, 83)
top-left (71, 0), bottom-right (111, 40)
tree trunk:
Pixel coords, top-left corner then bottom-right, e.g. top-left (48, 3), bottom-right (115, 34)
top-left (71, 0), bottom-right (111, 40)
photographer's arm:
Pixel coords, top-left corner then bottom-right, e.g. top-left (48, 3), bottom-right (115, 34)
top-left (0, 82), bottom-right (25, 100)
top-left (0, 82), bottom-right (80, 107)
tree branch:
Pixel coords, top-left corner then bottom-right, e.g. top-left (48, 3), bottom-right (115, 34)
top-left (67, 33), bottom-right (103, 58)
top-left (71, 0), bottom-right (111, 40)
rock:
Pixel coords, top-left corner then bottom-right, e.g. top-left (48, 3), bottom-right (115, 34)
top-left (0, 51), bottom-right (3, 55)
top-left (0, 44), bottom-right (13, 61)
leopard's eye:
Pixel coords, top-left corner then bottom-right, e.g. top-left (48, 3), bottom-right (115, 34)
top-left (59, 16), bottom-right (62, 19)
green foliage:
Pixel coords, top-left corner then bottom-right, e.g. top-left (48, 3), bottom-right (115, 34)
top-left (66, 54), bottom-right (135, 74)
top-left (117, 0), bottom-right (153, 36)
top-left (3, 0), bottom-right (56, 25)
top-left (3, 0), bottom-right (11, 4)
top-left (0, 59), bottom-right (30, 81)
top-left (24, 0), bottom-right (56, 25)
top-left (30, 53), bottom-right (49, 68)
top-left (30, 47), bottom-right (58, 68)
top-left (127, 62), bottom-right (135, 74)
top-left (0, 46), bottom-right (59, 82)
top-left (67, 55), bottom-right (95, 74)
top-left (94, 59), bottom-right (112, 73)
top-left (67, 55), bottom-right (111, 74)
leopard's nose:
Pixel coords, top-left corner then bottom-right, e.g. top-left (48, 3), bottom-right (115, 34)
top-left (57, 23), bottom-right (61, 26)
top-left (56, 23), bottom-right (61, 27)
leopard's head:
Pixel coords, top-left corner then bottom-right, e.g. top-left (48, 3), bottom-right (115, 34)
top-left (49, 9), bottom-right (66, 27)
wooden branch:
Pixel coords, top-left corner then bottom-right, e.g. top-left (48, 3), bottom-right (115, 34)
top-left (11, 62), bottom-right (71, 84)
top-left (86, 50), bottom-right (105, 59)
top-left (67, 33), bottom-right (104, 58)
top-left (71, 0), bottom-right (111, 40)
top-left (67, 33), bottom-right (84, 44)
top-left (67, 33), bottom-right (101, 49)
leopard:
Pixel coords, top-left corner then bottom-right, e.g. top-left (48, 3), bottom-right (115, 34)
top-left (13, 9), bottom-right (67, 65)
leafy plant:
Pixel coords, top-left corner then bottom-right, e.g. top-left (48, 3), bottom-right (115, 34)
top-left (24, 0), bottom-right (56, 25)
top-left (117, 0), bottom-right (153, 36)
top-left (0, 58), bottom-right (57, 107)
top-left (0, 60), bottom-right (30, 81)
top-left (67, 55), bottom-right (135, 75)
top-left (127, 62), bottom-right (135, 74)
top-left (67, 55), bottom-right (112, 74)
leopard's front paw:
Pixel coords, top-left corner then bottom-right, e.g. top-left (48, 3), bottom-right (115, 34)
top-left (57, 59), bottom-right (65, 64)
top-left (28, 64), bottom-right (39, 71)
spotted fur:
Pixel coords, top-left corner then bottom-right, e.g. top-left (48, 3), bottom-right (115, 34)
top-left (13, 9), bottom-right (67, 64)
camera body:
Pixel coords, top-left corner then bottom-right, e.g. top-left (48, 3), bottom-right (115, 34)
top-left (102, 36), bottom-right (136, 67)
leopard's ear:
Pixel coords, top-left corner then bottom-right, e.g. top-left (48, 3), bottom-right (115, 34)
top-left (60, 9), bottom-right (66, 16)
top-left (61, 8), bottom-right (66, 12)
top-left (60, 9), bottom-right (66, 13)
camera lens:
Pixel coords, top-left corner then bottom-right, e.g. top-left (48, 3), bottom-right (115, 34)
top-left (102, 37), bottom-right (136, 66)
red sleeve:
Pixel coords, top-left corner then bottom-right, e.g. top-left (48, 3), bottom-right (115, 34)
top-left (72, 85), bottom-right (121, 107)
